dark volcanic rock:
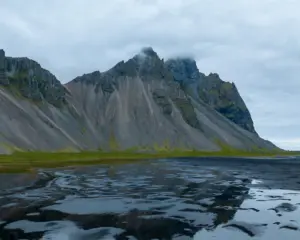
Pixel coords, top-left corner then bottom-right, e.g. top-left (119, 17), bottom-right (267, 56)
top-left (166, 58), bottom-right (256, 133)
top-left (198, 73), bottom-right (256, 133)
top-left (0, 49), bottom-right (8, 85)
top-left (0, 47), bottom-right (278, 152)
top-left (222, 221), bottom-right (268, 237)
top-left (71, 48), bottom-right (202, 132)
top-left (271, 203), bottom-right (298, 213)
top-left (3, 56), bottom-right (68, 107)
top-left (72, 70), bottom-right (101, 85)
top-left (165, 58), bottom-right (205, 85)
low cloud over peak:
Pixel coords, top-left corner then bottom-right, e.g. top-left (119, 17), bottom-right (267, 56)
top-left (0, 0), bottom-right (299, 149)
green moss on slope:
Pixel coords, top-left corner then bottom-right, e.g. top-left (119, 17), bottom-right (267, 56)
top-left (0, 147), bottom-right (297, 173)
top-left (198, 74), bottom-right (255, 133)
top-left (172, 98), bottom-right (202, 130)
top-left (3, 58), bottom-right (68, 108)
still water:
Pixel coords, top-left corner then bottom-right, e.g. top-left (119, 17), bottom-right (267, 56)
top-left (1, 157), bottom-right (300, 239)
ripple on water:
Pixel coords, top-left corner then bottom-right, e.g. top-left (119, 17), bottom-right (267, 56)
top-left (193, 188), bottom-right (300, 240)
top-left (43, 197), bottom-right (133, 214)
top-left (1, 158), bottom-right (300, 239)
top-left (5, 220), bottom-right (76, 234)
top-left (42, 226), bottom-right (125, 240)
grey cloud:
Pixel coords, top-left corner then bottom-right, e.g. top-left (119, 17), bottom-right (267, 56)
top-left (0, 0), bottom-right (299, 149)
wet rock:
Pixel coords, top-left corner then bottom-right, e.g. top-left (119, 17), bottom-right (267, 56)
top-left (215, 185), bottom-right (248, 201)
top-left (270, 203), bottom-right (298, 213)
top-left (258, 197), bottom-right (291, 202)
top-left (222, 221), bottom-right (267, 237)
top-left (26, 212), bottom-right (40, 217)
top-left (267, 195), bottom-right (291, 200)
top-left (0, 173), bottom-right (39, 192)
top-left (280, 224), bottom-right (299, 231)
top-left (198, 198), bottom-right (214, 207)
top-left (2, 158), bottom-right (300, 239)
top-left (238, 207), bottom-right (260, 212)
top-left (242, 178), bottom-right (251, 183)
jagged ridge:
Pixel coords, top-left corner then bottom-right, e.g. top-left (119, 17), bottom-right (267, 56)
top-left (0, 51), bottom-right (68, 107)
top-left (166, 58), bottom-right (256, 133)
top-left (0, 48), bottom-right (277, 153)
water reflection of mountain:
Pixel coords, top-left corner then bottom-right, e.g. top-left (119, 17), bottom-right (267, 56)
top-left (0, 163), bottom-right (252, 240)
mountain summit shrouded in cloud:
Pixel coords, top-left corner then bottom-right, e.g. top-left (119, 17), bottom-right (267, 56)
top-left (0, 48), bottom-right (277, 153)
top-left (1, 0), bottom-right (298, 149)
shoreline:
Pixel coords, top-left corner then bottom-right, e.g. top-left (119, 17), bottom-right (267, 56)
top-left (0, 150), bottom-right (299, 173)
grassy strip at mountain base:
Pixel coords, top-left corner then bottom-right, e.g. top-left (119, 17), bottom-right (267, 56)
top-left (0, 148), bottom-right (299, 173)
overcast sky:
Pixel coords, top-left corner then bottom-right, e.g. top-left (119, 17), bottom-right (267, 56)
top-left (0, 0), bottom-right (299, 150)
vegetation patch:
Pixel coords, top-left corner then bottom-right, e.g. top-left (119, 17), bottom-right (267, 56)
top-left (172, 98), bottom-right (201, 130)
top-left (0, 147), bottom-right (299, 174)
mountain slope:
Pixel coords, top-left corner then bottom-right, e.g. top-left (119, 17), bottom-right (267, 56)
top-left (165, 58), bottom-right (256, 133)
top-left (0, 48), bottom-right (277, 153)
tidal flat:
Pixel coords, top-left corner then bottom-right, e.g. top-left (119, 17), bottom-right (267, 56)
top-left (0, 149), bottom-right (298, 173)
top-left (1, 157), bottom-right (300, 239)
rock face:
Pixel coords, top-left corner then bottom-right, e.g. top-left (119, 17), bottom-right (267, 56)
top-left (198, 73), bottom-right (255, 133)
top-left (0, 49), bottom-right (8, 85)
top-left (0, 48), bottom-right (278, 153)
top-left (166, 58), bottom-right (256, 133)
top-left (165, 58), bottom-right (204, 86)
top-left (2, 50), bottom-right (67, 107)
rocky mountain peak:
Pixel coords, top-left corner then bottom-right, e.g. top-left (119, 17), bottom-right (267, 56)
top-left (198, 73), bottom-right (256, 133)
top-left (140, 47), bottom-right (159, 58)
top-left (0, 47), bottom-right (277, 153)
top-left (69, 47), bottom-right (166, 88)
top-left (0, 49), bottom-right (5, 65)
top-left (0, 49), bottom-right (8, 85)
top-left (104, 47), bottom-right (167, 80)
top-left (133, 47), bottom-right (162, 69)
top-left (0, 53), bottom-right (67, 107)
top-left (208, 73), bottom-right (220, 79)
top-left (165, 58), bottom-right (204, 85)
top-left (72, 70), bottom-right (101, 84)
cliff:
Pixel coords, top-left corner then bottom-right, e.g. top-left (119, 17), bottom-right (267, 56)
top-left (0, 48), bottom-right (277, 153)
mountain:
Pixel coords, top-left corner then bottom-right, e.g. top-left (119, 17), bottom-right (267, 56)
top-left (165, 58), bottom-right (255, 133)
top-left (0, 47), bottom-right (277, 154)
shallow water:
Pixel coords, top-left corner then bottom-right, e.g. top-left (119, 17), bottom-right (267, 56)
top-left (1, 157), bottom-right (300, 239)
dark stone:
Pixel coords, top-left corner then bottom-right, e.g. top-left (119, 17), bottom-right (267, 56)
top-left (166, 57), bottom-right (256, 133)
top-left (165, 58), bottom-right (204, 85)
top-left (4, 57), bottom-right (67, 107)
top-left (172, 97), bottom-right (202, 130)
top-left (70, 48), bottom-right (202, 131)
top-left (152, 90), bottom-right (172, 115)
top-left (280, 225), bottom-right (299, 231)
top-left (197, 73), bottom-right (256, 133)
top-left (223, 224), bottom-right (255, 237)
top-left (273, 203), bottom-right (298, 213)
top-left (0, 49), bottom-right (9, 85)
